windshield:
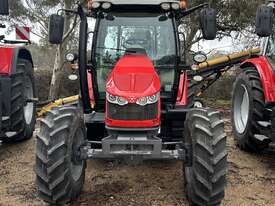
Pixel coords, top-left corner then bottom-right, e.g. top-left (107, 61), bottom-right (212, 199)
top-left (95, 13), bottom-right (177, 68)
top-left (90, 13), bottom-right (177, 99)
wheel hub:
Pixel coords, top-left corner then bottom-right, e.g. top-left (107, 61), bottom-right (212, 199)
top-left (234, 84), bottom-right (250, 134)
top-left (70, 127), bottom-right (85, 181)
top-left (23, 76), bottom-right (34, 125)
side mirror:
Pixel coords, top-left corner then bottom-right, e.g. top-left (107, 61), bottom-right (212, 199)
top-left (0, 0), bottom-right (9, 15)
top-left (256, 5), bottom-right (274, 37)
top-left (200, 8), bottom-right (217, 40)
top-left (49, 14), bottom-right (65, 44)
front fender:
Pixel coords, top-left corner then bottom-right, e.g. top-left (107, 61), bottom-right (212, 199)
top-left (0, 46), bottom-right (33, 76)
top-left (241, 56), bottom-right (275, 103)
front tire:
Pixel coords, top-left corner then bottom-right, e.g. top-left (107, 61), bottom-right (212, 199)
top-left (184, 108), bottom-right (227, 206)
top-left (231, 67), bottom-right (269, 152)
top-left (35, 106), bottom-right (86, 204)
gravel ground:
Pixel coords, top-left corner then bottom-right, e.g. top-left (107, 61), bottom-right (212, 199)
top-left (0, 109), bottom-right (275, 206)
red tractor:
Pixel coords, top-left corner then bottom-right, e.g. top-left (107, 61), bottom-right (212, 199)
top-left (35, 1), bottom-right (227, 205)
top-left (0, 0), bottom-right (36, 143)
top-left (231, 2), bottom-right (275, 152)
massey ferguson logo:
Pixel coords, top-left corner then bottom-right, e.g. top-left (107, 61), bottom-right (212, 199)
top-left (128, 97), bottom-right (137, 103)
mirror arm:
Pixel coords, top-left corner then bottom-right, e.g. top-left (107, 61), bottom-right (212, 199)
top-left (57, 8), bottom-right (78, 15)
top-left (180, 3), bottom-right (209, 17)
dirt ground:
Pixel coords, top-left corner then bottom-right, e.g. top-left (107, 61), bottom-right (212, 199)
top-left (0, 109), bottom-right (275, 206)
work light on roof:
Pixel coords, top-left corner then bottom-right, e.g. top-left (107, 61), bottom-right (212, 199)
top-left (161, 3), bottom-right (171, 10)
top-left (91, 1), bottom-right (101, 9)
top-left (102, 2), bottom-right (111, 9)
top-left (171, 3), bottom-right (180, 10)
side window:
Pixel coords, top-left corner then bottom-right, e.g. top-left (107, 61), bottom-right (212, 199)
top-left (87, 17), bottom-right (96, 63)
top-left (101, 26), bottom-right (119, 66)
top-left (266, 34), bottom-right (275, 66)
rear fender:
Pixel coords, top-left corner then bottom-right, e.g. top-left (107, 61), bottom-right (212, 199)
top-left (0, 46), bottom-right (33, 75)
top-left (241, 56), bottom-right (275, 103)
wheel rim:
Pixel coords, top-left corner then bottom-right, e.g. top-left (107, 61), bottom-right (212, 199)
top-left (70, 127), bottom-right (84, 181)
top-left (234, 84), bottom-right (250, 134)
top-left (24, 76), bottom-right (34, 125)
top-left (194, 101), bottom-right (203, 108)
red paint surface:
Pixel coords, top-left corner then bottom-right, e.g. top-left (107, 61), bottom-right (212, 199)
top-left (105, 55), bottom-right (161, 128)
top-left (242, 56), bottom-right (275, 102)
top-left (176, 72), bottom-right (188, 106)
top-left (87, 71), bottom-right (94, 103)
top-left (0, 47), bottom-right (15, 75)
top-left (106, 117), bottom-right (160, 128)
top-left (106, 55), bottom-right (161, 98)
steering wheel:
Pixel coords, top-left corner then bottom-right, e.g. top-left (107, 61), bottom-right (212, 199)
top-left (125, 38), bottom-right (148, 46)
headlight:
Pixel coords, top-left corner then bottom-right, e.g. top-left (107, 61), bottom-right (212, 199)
top-left (107, 93), bottom-right (128, 106)
top-left (161, 3), bottom-right (171, 11)
top-left (65, 53), bottom-right (76, 62)
top-left (92, 2), bottom-right (101, 9)
top-left (171, 3), bottom-right (180, 10)
top-left (136, 97), bottom-right (148, 106)
top-left (136, 93), bottom-right (159, 106)
top-left (102, 2), bottom-right (111, 9)
top-left (148, 94), bottom-right (159, 104)
top-left (117, 97), bottom-right (128, 106)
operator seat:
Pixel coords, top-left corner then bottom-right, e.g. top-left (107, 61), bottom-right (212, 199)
top-left (124, 30), bottom-right (151, 56)
top-left (125, 47), bottom-right (147, 55)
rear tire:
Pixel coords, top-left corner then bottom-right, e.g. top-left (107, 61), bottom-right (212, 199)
top-left (0, 81), bottom-right (2, 136)
top-left (184, 108), bottom-right (227, 206)
top-left (35, 106), bottom-right (86, 204)
top-left (231, 67), bottom-right (269, 152)
top-left (2, 58), bottom-right (36, 142)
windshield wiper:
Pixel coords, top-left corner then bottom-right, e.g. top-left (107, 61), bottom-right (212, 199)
top-left (96, 47), bottom-right (139, 53)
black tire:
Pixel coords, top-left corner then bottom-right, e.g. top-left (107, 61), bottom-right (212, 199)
top-left (0, 81), bottom-right (2, 136)
top-left (35, 106), bottom-right (86, 204)
top-left (184, 108), bottom-right (227, 206)
top-left (231, 67), bottom-right (268, 152)
top-left (187, 79), bottom-right (196, 108)
top-left (272, 108), bottom-right (275, 141)
top-left (2, 58), bottom-right (36, 142)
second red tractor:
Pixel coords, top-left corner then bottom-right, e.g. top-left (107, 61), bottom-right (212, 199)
top-left (0, 0), bottom-right (36, 143)
top-left (231, 2), bottom-right (275, 152)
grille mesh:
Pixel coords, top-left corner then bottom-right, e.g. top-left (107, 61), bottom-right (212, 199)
top-left (107, 102), bottom-right (158, 121)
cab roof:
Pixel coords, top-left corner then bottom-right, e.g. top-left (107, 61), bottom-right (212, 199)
top-left (94, 0), bottom-right (180, 6)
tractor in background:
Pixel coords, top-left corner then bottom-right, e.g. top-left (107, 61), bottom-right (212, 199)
top-left (231, 1), bottom-right (275, 152)
top-left (0, 0), bottom-right (36, 143)
top-left (35, 1), bottom-right (227, 205)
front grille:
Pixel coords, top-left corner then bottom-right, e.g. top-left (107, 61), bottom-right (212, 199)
top-left (107, 102), bottom-right (158, 121)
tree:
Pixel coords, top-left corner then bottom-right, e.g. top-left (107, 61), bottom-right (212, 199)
top-left (183, 0), bottom-right (265, 51)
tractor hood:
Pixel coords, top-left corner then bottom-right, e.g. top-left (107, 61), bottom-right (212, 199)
top-left (106, 55), bottom-right (160, 99)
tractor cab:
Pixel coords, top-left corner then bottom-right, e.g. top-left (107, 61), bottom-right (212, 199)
top-left (86, 1), bottom-right (183, 111)
top-left (91, 11), bottom-right (177, 104)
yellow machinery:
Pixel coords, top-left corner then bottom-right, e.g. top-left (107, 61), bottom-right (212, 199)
top-left (191, 48), bottom-right (261, 98)
top-left (37, 95), bottom-right (95, 117)
top-left (196, 48), bottom-right (261, 71)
